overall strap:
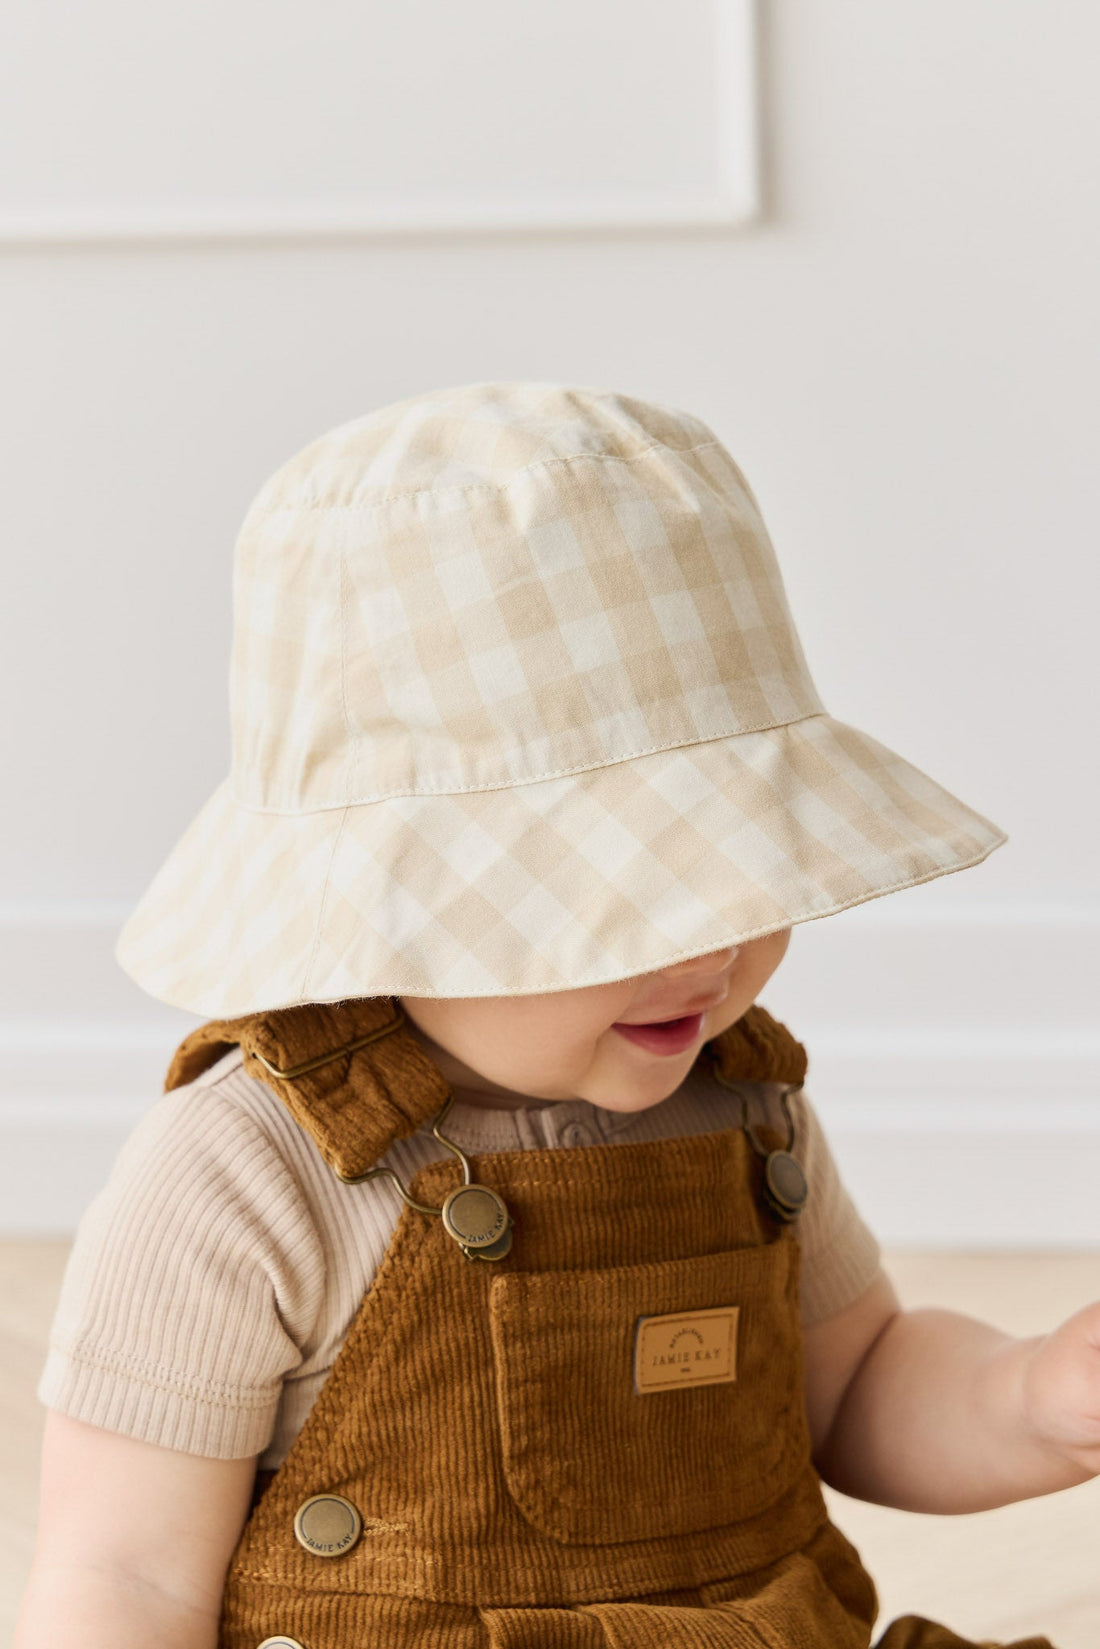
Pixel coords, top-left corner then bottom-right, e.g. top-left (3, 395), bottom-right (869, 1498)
top-left (164, 998), bottom-right (807, 1181)
top-left (703, 1000), bottom-right (808, 1090)
top-left (164, 997), bottom-right (449, 1181)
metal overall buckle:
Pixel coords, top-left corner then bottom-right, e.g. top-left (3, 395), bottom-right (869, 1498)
top-left (336, 1091), bottom-right (514, 1262)
top-left (251, 1007), bottom-right (514, 1261)
top-left (709, 1065), bottom-right (809, 1223)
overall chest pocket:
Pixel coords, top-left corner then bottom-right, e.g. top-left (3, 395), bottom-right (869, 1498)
top-left (488, 1233), bottom-right (810, 1546)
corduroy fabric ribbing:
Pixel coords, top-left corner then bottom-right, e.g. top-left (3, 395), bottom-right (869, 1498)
top-left (217, 1138), bottom-right (1051, 1649)
top-left (221, 1130), bottom-right (833, 1621)
top-left (208, 1001), bottom-right (1053, 1649)
top-left (150, 1002), bottom-right (1055, 1649)
top-left (166, 996), bottom-right (451, 1180)
top-left (39, 1049), bottom-right (882, 1465)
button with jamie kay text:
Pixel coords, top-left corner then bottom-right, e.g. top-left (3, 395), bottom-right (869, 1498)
top-left (293, 1493), bottom-right (362, 1557)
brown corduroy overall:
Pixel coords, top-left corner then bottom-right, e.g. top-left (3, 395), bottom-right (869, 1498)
top-left (167, 998), bottom-right (1054, 1649)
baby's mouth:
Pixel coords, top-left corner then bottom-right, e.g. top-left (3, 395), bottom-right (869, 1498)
top-left (611, 1011), bottom-right (707, 1056)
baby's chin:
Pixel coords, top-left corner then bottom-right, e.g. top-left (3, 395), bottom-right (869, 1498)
top-left (589, 1086), bottom-right (684, 1117)
top-left (583, 1051), bottom-right (702, 1115)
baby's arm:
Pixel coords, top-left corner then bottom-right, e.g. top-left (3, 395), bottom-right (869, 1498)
top-left (804, 1265), bottom-right (1100, 1512)
top-left (15, 1411), bottom-right (256, 1648)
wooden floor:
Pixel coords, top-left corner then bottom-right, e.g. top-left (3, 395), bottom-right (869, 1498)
top-left (3, 1244), bottom-right (1100, 1644)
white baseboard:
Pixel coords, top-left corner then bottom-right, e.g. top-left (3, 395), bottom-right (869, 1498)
top-left (1, 899), bottom-right (1097, 1242)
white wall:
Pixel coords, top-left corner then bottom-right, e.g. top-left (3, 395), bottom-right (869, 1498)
top-left (1, 1), bottom-right (1097, 1239)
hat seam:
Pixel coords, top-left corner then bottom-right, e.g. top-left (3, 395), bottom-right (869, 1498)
top-left (228, 711), bottom-right (828, 815)
top-left (252, 440), bottom-right (728, 511)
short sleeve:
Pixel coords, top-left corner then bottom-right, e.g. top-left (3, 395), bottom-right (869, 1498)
top-left (789, 1088), bottom-right (882, 1325)
top-left (38, 1075), bottom-right (326, 1459)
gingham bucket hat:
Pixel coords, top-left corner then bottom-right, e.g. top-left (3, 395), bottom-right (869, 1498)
top-left (116, 382), bottom-right (1007, 1017)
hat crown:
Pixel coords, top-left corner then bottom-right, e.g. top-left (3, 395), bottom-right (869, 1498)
top-left (229, 382), bottom-right (823, 810)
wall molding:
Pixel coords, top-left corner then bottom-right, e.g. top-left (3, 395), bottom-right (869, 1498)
top-left (0, 3), bottom-right (758, 249)
top-left (0, 192), bottom-right (759, 249)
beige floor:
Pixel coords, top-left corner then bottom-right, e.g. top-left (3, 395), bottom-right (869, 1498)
top-left (3, 1245), bottom-right (1099, 1645)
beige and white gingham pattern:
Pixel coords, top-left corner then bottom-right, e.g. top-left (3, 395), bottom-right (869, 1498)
top-left (116, 382), bottom-right (1007, 1016)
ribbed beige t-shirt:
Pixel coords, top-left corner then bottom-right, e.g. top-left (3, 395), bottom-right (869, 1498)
top-left (39, 1047), bottom-right (880, 1467)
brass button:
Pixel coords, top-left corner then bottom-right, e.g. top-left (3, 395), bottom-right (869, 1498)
top-left (470, 1225), bottom-right (514, 1260)
top-left (441, 1183), bottom-right (509, 1248)
top-left (257, 1639), bottom-right (307, 1648)
top-left (763, 1150), bottom-right (809, 1220)
top-left (292, 1493), bottom-right (362, 1557)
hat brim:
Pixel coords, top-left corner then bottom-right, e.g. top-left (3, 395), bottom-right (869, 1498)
top-left (115, 713), bottom-right (1006, 1017)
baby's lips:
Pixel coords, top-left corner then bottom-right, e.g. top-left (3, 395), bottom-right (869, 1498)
top-left (612, 1012), bottom-right (707, 1056)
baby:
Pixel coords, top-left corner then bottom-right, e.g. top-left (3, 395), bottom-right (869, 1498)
top-left (15, 384), bottom-right (1099, 1649)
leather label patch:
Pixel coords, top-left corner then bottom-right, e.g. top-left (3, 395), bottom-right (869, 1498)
top-left (633, 1305), bottom-right (739, 1393)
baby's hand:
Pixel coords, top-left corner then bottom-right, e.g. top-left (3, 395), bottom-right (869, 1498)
top-left (1020, 1299), bottom-right (1100, 1472)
